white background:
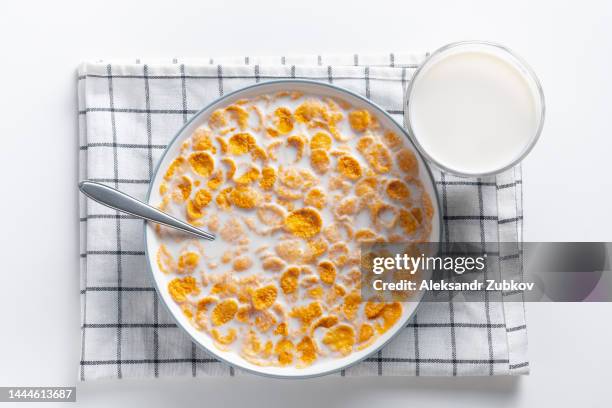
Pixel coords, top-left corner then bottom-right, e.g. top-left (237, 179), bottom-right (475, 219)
top-left (1, 0), bottom-right (611, 407)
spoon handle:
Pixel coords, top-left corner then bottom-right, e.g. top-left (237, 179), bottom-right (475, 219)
top-left (79, 181), bottom-right (215, 241)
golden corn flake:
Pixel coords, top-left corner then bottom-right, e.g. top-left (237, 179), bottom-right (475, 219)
top-left (225, 104), bottom-right (249, 130)
top-left (386, 179), bottom-right (410, 201)
top-left (304, 188), bottom-right (326, 209)
top-left (382, 130), bottom-right (402, 151)
top-left (329, 242), bottom-right (350, 267)
top-left (275, 338), bottom-right (294, 366)
top-left (296, 336), bottom-right (317, 366)
top-left (186, 188), bottom-right (212, 221)
top-left (215, 187), bottom-right (233, 210)
top-left (221, 157), bottom-right (236, 180)
top-left (177, 251), bottom-right (200, 273)
top-left (396, 148), bottom-right (419, 175)
top-left (192, 128), bottom-right (216, 152)
top-left (322, 324), bottom-right (355, 355)
top-left (287, 135), bottom-right (306, 162)
top-left (378, 302), bottom-right (402, 333)
top-left (356, 135), bottom-right (375, 154)
top-left (212, 328), bottom-right (237, 345)
top-left (304, 237), bottom-right (328, 261)
top-left (398, 209), bottom-right (418, 235)
top-left (175, 175), bottom-right (192, 202)
top-left (310, 149), bottom-right (330, 174)
top-left (232, 256), bottom-right (253, 272)
top-left (358, 323), bottom-right (374, 343)
top-left (273, 107), bottom-right (294, 134)
top-left (250, 145), bottom-right (268, 162)
top-left (365, 301), bottom-right (386, 319)
top-left (311, 315), bottom-right (339, 333)
top-left (168, 276), bottom-right (199, 303)
top-left (252, 285), bottom-right (278, 310)
top-left (290, 302), bottom-right (323, 326)
top-left (354, 229), bottom-right (377, 242)
top-left (280, 266), bottom-right (300, 294)
top-left (197, 296), bottom-right (218, 312)
top-left (365, 143), bottom-right (392, 173)
top-left (284, 208), bottom-right (323, 238)
top-left (294, 100), bottom-right (327, 124)
top-left (236, 306), bottom-right (251, 323)
top-left (259, 166), bottom-right (277, 190)
top-left (310, 131), bottom-right (332, 151)
top-left (229, 185), bottom-right (261, 209)
top-left (156, 244), bottom-right (175, 274)
top-left (342, 292), bottom-right (362, 320)
top-left (211, 299), bottom-right (238, 326)
top-left (337, 155), bottom-right (362, 180)
top-left (207, 170), bottom-right (223, 190)
top-left (215, 136), bottom-right (228, 154)
top-left (348, 109), bottom-right (372, 132)
top-left (234, 165), bottom-right (261, 185)
top-left (164, 157), bottom-right (186, 181)
top-left (209, 109), bottom-right (228, 129)
top-left (355, 177), bottom-right (377, 197)
top-left (318, 261), bottom-right (336, 285)
top-left (254, 311), bottom-right (277, 334)
top-left (228, 132), bottom-right (256, 155)
top-left (188, 152), bottom-right (214, 177)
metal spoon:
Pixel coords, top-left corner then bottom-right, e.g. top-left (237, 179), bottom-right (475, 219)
top-left (79, 181), bottom-right (215, 241)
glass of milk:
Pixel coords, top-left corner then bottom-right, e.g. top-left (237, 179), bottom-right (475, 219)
top-left (406, 41), bottom-right (545, 177)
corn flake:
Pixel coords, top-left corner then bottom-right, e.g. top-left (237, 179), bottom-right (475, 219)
top-left (284, 208), bottom-right (323, 238)
top-left (252, 285), bottom-right (278, 310)
top-left (229, 185), bottom-right (261, 209)
top-left (168, 276), bottom-right (199, 303)
top-left (280, 266), bottom-right (300, 294)
top-left (188, 152), bottom-right (214, 177)
top-left (386, 179), bottom-right (411, 201)
top-left (211, 299), bottom-right (238, 326)
top-left (226, 105), bottom-right (250, 130)
top-left (304, 188), bottom-right (326, 209)
top-left (296, 336), bottom-right (317, 366)
top-left (310, 131), bottom-right (332, 151)
top-left (322, 324), bottom-right (355, 355)
top-left (209, 109), bottom-right (228, 129)
top-left (365, 143), bottom-right (392, 173)
top-left (259, 166), bottom-right (277, 190)
top-left (348, 109), bottom-right (372, 132)
top-left (273, 107), bottom-right (294, 134)
top-left (310, 148), bottom-right (330, 174)
top-left (178, 251), bottom-right (200, 273)
top-left (318, 261), bottom-right (336, 285)
top-left (396, 148), bottom-right (419, 175)
top-left (337, 155), bottom-right (362, 180)
top-left (164, 157), bottom-right (186, 181)
top-left (228, 132), bottom-right (256, 155)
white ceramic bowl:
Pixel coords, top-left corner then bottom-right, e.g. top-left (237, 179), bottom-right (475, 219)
top-left (144, 80), bottom-right (441, 378)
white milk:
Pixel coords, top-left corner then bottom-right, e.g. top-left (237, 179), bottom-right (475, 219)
top-left (408, 44), bottom-right (544, 176)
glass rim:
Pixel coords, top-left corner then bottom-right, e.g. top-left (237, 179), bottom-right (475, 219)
top-left (404, 40), bottom-right (546, 178)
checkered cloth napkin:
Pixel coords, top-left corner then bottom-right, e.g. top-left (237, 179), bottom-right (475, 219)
top-left (78, 53), bottom-right (529, 380)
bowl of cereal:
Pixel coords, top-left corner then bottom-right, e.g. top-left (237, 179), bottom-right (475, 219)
top-left (144, 80), bottom-right (441, 378)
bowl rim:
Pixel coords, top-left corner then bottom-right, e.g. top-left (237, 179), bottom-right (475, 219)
top-left (404, 40), bottom-right (546, 178)
top-left (143, 79), bottom-right (443, 378)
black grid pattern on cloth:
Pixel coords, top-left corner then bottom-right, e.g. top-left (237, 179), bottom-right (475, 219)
top-left (77, 53), bottom-right (528, 380)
